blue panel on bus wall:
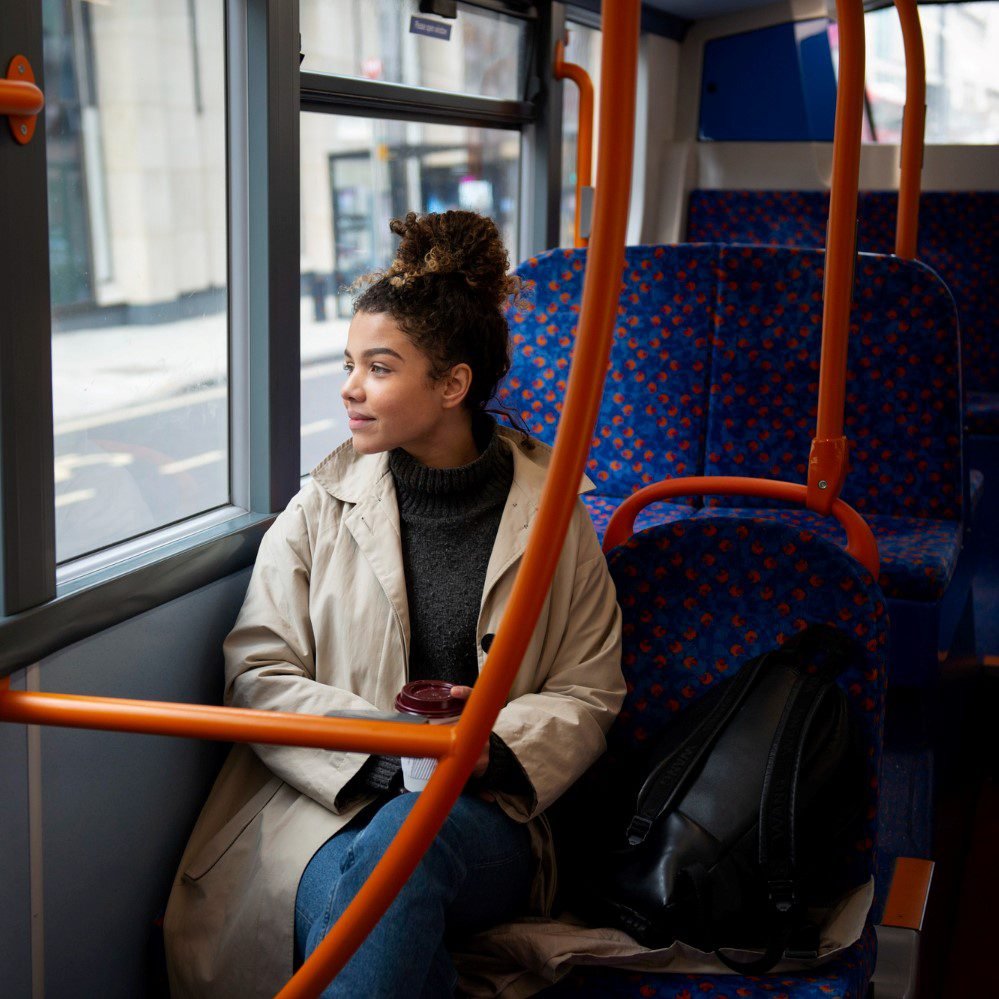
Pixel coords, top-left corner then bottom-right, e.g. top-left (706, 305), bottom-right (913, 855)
top-left (699, 19), bottom-right (835, 141)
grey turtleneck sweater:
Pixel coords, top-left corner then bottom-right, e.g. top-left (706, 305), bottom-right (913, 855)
top-left (350, 417), bottom-right (529, 798)
top-left (389, 417), bottom-right (512, 687)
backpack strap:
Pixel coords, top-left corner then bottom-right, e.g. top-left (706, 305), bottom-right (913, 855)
top-left (626, 651), bottom-right (766, 846)
top-left (715, 624), bottom-right (860, 974)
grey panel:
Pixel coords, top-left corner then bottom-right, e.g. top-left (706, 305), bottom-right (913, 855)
top-left (39, 568), bottom-right (250, 999)
top-left (0, 673), bottom-right (32, 999)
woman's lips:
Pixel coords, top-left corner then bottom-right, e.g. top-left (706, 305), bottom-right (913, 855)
top-left (347, 413), bottom-right (374, 431)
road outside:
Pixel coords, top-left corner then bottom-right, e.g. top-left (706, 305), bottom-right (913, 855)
top-left (53, 298), bottom-right (351, 562)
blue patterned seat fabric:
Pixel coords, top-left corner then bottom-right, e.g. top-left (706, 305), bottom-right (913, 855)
top-left (686, 189), bottom-right (999, 435)
top-left (500, 242), bottom-right (966, 604)
top-left (693, 507), bottom-right (961, 603)
top-left (498, 245), bottom-right (716, 511)
top-left (541, 517), bottom-right (888, 998)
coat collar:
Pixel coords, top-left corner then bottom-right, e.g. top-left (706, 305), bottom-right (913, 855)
top-left (309, 428), bottom-right (595, 651)
top-left (310, 426), bottom-right (595, 508)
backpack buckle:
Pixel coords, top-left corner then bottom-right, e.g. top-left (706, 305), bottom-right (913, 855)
top-left (626, 814), bottom-right (653, 845)
top-left (768, 879), bottom-right (797, 913)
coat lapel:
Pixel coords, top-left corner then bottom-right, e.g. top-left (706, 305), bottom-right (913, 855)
top-left (341, 472), bottom-right (411, 660)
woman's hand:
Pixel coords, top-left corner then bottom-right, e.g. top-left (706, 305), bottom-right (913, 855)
top-left (450, 685), bottom-right (489, 779)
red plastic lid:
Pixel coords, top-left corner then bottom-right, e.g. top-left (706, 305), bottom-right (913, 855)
top-left (394, 680), bottom-right (465, 719)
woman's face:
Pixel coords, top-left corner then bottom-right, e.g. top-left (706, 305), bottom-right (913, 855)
top-left (341, 311), bottom-right (470, 464)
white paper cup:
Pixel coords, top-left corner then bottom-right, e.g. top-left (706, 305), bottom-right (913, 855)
top-left (400, 714), bottom-right (461, 791)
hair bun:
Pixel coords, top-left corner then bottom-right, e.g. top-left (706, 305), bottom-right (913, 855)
top-left (384, 211), bottom-right (519, 306)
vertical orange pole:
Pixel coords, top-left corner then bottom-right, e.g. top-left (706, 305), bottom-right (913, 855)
top-left (893, 0), bottom-right (925, 260)
top-left (807, 0), bottom-right (865, 515)
top-left (274, 3), bottom-right (641, 997)
top-left (554, 36), bottom-right (595, 248)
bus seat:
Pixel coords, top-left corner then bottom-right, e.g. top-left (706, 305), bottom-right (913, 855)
top-left (701, 245), bottom-right (971, 685)
top-left (686, 189), bottom-right (999, 436)
top-left (498, 245), bottom-right (717, 529)
top-left (541, 515), bottom-right (887, 998)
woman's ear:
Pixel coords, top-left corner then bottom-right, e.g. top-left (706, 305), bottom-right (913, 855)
top-left (440, 363), bottom-right (473, 410)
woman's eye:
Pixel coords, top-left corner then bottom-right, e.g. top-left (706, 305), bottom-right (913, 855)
top-left (342, 363), bottom-right (354, 373)
top-left (371, 365), bottom-right (391, 375)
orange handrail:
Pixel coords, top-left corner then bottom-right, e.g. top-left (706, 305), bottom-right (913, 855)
top-left (0, 77), bottom-right (44, 115)
top-left (279, 6), bottom-right (639, 994)
top-left (3, 55), bottom-right (44, 146)
top-left (0, 689), bottom-right (454, 758)
top-left (601, 476), bottom-right (880, 580)
top-left (807, 0), bottom-right (866, 515)
top-left (893, 0), bottom-right (926, 260)
top-left (554, 34), bottom-right (595, 248)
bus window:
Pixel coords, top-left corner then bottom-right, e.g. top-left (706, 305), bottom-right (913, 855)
top-left (300, 0), bottom-right (529, 101)
top-left (834, 1), bottom-right (999, 144)
top-left (299, 114), bottom-right (521, 473)
top-left (559, 20), bottom-right (602, 248)
top-left (46, 0), bottom-right (229, 564)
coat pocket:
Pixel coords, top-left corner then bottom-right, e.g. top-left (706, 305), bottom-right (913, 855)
top-left (182, 775), bottom-right (283, 882)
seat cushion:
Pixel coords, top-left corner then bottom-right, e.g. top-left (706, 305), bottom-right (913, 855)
top-left (693, 507), bottom-right (961, 602)
top-left (581, 494), bottom-right (695, 544)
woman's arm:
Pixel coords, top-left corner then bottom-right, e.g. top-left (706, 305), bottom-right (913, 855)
top-left (224, 487), bottom-right (378, 813)
top-left (490, 507), bottom-right (625, 820)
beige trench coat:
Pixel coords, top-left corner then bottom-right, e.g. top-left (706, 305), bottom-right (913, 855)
top-left (163, 429), bottom-right (625, 998)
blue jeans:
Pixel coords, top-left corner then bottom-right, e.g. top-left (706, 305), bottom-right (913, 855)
top-left (294, 793), bottom-right (533, 998)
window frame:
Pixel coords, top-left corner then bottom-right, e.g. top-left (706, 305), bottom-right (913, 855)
top-left (0, 0), bottom-right (301, 676)
top-left (0, 0), bottom-right (564, 678)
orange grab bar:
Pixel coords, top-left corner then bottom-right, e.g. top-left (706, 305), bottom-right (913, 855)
top-left (0, 691), bottom-right (454, 758)
top-left (3, 55), bottom-right (44, 145)
top-left (601, 476), bottom-right (880, 580)
top-left (893, 0), bottom-right (925, 260)
top-left (808, 0), bottom-right (865, 516)
top-left (279, 6), bottom-right (639, 995)
top-left (554, 35), bottom-right (595, 248)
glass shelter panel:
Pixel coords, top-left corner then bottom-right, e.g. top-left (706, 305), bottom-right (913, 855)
top-left (46, 0), bottom-right (229, 563)
top-left (300, 0), bottom-right (528, 101)
top-left (300, 113), bottom-right (521, 473)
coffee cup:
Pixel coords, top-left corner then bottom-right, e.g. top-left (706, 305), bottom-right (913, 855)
top-left (394, 680), bottom-right (465, 792)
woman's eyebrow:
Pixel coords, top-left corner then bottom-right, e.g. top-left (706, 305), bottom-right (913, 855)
top-left (360, 347), bottom-right (404, 361)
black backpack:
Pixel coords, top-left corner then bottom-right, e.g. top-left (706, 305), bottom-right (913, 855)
top-left (553, 623), bottom-right (868, 973)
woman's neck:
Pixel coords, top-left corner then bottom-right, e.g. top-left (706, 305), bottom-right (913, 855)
top-left (402, 411), bottom-right (480, 469)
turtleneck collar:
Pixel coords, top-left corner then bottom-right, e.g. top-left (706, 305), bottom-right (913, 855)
top-left (388, 414), bottom-right (513, 519)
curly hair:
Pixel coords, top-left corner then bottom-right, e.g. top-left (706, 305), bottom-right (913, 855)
top-left (352, 211), bottom-right (522, 415)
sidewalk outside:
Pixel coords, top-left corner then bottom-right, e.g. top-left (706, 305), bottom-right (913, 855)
top-left (53, 297), bottom-right (348, 430)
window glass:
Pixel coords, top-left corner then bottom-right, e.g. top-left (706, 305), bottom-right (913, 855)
top-left (46, 0), bottom-right (229, 563)
top-left (300, 0), bottom-right (528, 101)
top-left (300, 113), bottom-right (521, 473)
top-left (559, 21), bottom-right (601, 248)
top-left (836, 2), bottom-right (999, 143)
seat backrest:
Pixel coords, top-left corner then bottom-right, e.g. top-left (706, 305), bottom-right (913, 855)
top-left (606, 515), bottom-right (888, 890)
top-left (498, 245), bottom-right (719, 503)
top-left (704, 245), bottom-right (964, 520)
top-left (687, 188), bottom-right (999, 398)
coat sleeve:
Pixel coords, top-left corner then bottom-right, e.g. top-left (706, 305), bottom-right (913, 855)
top-left (491, 506), bottom-right (625, 820)
top-left (223, 486), bottom-right (375, 814)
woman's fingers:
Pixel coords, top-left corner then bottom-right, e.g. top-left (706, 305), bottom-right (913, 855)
top-left (450, 685), bottom-right (473, 699)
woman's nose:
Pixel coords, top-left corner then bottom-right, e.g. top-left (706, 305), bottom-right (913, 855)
top-left (341, 369), bottom-right (363, 402)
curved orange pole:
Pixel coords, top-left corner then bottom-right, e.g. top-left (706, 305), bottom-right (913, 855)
top-left (893, 0), bottom-right (925, 260)
top-left (275, 4), bottom-right (640, 996)
top-left (554, 36), bottom-right (595, 248)
top-left (602, 476), bottom-right (880, 580)
top-left (807, 0), bottom-right (866, 515)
